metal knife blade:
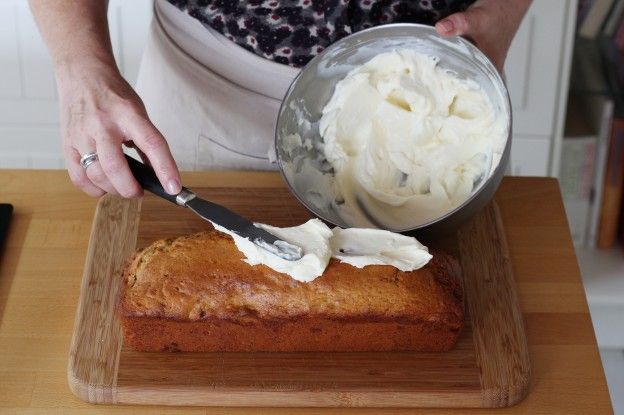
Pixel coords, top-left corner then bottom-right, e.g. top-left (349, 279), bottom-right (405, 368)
top-left (123, 154), bottom-right (303, 261)
top-left (184, 195), bottom-right (304, 261)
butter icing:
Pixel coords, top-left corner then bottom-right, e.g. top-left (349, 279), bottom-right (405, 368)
top-left (211, 218), bottom-right (431, 282)
top-left (319, 49), bottom-right (508, 230)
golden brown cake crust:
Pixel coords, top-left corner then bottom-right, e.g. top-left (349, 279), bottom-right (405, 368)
top-left (117, 230), bottom-right (464, 352)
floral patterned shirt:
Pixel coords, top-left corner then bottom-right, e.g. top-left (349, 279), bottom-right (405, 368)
top-left (166, 0), bottom-right (476, 67)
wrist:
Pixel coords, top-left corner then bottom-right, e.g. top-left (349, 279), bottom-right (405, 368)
top-left (55, 55), bottom-right (121, 89)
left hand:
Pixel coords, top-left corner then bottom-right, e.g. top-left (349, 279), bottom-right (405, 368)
top-left (435, 0), bottom-right (532, 73)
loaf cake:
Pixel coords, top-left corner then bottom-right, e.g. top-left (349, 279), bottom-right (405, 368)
top-left (117, 230), bottom-right (464, 352)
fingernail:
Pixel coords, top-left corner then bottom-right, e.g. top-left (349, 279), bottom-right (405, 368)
top-left (167, 178), bottom-right (181, 195)
top-left (438, 19), bottom-right (454, 34)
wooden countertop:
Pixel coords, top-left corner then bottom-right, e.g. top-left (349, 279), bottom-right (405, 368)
top-left (0, 170), bottom-right (613, 414)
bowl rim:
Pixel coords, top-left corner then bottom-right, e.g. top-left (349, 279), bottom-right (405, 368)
top-left (275, 22), bottom-right (512, 232)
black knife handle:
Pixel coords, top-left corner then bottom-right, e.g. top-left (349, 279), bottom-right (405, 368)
top-left (125, 154), bottom-right (185, 205)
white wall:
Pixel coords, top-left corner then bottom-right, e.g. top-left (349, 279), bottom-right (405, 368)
top-left (504, 0), bottom-right (576, 176)
top-left (0, 0), bottom-right (152, 168)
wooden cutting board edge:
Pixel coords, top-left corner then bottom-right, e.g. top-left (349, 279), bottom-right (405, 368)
top-left (458, 202), bottom-right (531, 407)
top-left (67, 194), bottom-right (531, 408)
top-left (67, 196), bottom-right (142, 404)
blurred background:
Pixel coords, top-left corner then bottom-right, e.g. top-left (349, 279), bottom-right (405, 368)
top-left (0, 0), bottom-right (622, 412)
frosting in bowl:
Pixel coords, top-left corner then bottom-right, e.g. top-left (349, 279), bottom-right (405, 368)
top-left (319, 49), bottom-right (508, 230)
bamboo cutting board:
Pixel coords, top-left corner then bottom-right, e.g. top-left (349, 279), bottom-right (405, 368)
top-left (68, 186), bottom-right (530, 408)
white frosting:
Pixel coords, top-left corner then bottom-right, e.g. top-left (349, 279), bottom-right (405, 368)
top-left (330, 227), bottom-right (432, 271)
top-left (211, 218), bottom-right (431, 282)
top-left (319, 49), bottom-right (508, 230)
top-left (283, 133), bottom-right (313, 153)
top-left (211, 219), bottom-right (333, 283)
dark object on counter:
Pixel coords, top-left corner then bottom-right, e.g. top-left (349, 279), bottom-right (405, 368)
top-left (0, 203), bottom-right (13, 255)
top-left (0, 203), bottom-right (13, 257)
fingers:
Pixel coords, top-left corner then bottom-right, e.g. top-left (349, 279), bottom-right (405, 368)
top-left (435, 8), bottom-right (483, 37)
top-left (85, 160), bottom-right (118, 196)
top-left (65, 146), bottom-right (106, 198)
top-left (70, 134), bottom-right (119, 196)
top-left (68, 137), bottom-right (143, 198)
top-left (122, 113), bottom-right (181, 195)
top-left (434, 7), bottom-right (502, 71)
top-left (65, 110), bottom-right (179, 199)
top-left (59, 68), bottom-right (177, 199)
top-left (436, 13), bottom-right (467, 37)
top-left (435, 17), bottom-right (457, 36)
top-left (96, 137), bottom-right (143, 198)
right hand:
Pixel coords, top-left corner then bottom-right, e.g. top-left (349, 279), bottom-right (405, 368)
top-left (434, 0), bottom-right (532, 73)
top-left (57, 61), bottom-right (182, 198)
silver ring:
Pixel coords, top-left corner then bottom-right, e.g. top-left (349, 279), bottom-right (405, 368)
top-left (79, 152), bottom-right (98, 169)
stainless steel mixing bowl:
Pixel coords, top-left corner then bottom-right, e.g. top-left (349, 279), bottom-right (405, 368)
top-left (275, 23), bottom-right (512, 236)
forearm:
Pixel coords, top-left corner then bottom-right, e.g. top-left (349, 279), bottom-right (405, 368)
top-left (497, 0), bottom-right (532, 39)
top-left (513, 0), bottom-right (532, 22)
top-left (29, 0), bottom-right (119, 84)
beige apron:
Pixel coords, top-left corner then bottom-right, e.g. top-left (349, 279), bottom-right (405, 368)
top-left (135, 0), bottom-right (299, 171)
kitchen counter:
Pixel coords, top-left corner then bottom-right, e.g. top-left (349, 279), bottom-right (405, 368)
top-left (0, 170), bottom-right (613, 414)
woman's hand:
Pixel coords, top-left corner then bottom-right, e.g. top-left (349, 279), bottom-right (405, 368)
top-left (56, 61), bottom-right (182, 198)
top-left (29, 0), bottom-right (181, 199)
top-left (435, 0), bottom-right (532, 72)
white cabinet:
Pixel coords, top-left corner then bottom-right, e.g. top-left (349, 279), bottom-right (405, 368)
top-left (509, 136), bottom-right (551, 176)
top-left (506, 0), bottom-right (570, 137)
top-left (108, 0), bottom-right (153, 85)
top-left (0, 0), bottom-right (152, 168)
top-left (504, 0), bottom-right (577, 176)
